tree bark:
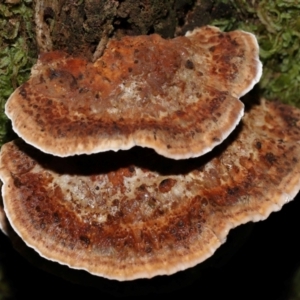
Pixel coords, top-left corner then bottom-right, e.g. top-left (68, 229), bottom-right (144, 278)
top-left (33, 0), bottom-right (224, 60)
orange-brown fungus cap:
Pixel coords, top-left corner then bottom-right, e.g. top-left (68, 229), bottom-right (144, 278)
top-left (5, 26), bottom-right (262, 159)
top-left (1, 99), bottom-right (299, 281)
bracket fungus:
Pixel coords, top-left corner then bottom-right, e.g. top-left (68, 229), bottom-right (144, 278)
top-left (1, 99), bottom-right (300, 280)
top-left (5, 26), bottom-right (262, 159)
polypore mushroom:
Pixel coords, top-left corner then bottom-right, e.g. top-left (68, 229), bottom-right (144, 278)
top-left (5, 26), bottom-right (261, 159)
top-left (1, 99), bottom-right (299, 281)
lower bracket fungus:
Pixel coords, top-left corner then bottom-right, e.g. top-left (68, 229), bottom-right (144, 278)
top-left (1, 99), bottom-right (300, 281)
top-left (5, 26), bottom-right (261, 159)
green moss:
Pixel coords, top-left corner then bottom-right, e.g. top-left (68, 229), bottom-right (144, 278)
top-left (0, 0), bottom-right (36, 147)
top-left (212, 0), bottom-right (300, 107)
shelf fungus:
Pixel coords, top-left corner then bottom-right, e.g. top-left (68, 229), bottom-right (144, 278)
top-left (1, 100), bottom-right (300, 280)
top-left (5, 26), bottom-right (261, 159)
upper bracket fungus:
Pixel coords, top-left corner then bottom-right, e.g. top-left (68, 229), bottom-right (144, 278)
top-left (1, 100), bottom-right (299, 281)
top-left (5, 26), bottom-right (262, 159)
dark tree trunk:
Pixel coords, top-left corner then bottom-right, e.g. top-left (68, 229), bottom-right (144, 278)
top-left (33, 0), bottom-right (222, 60)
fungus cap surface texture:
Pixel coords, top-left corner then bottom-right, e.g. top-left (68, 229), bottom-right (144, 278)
top-left (5, 26), bottom-right (261, 159)
top-left (1, 100), bottom-right (299, 281)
